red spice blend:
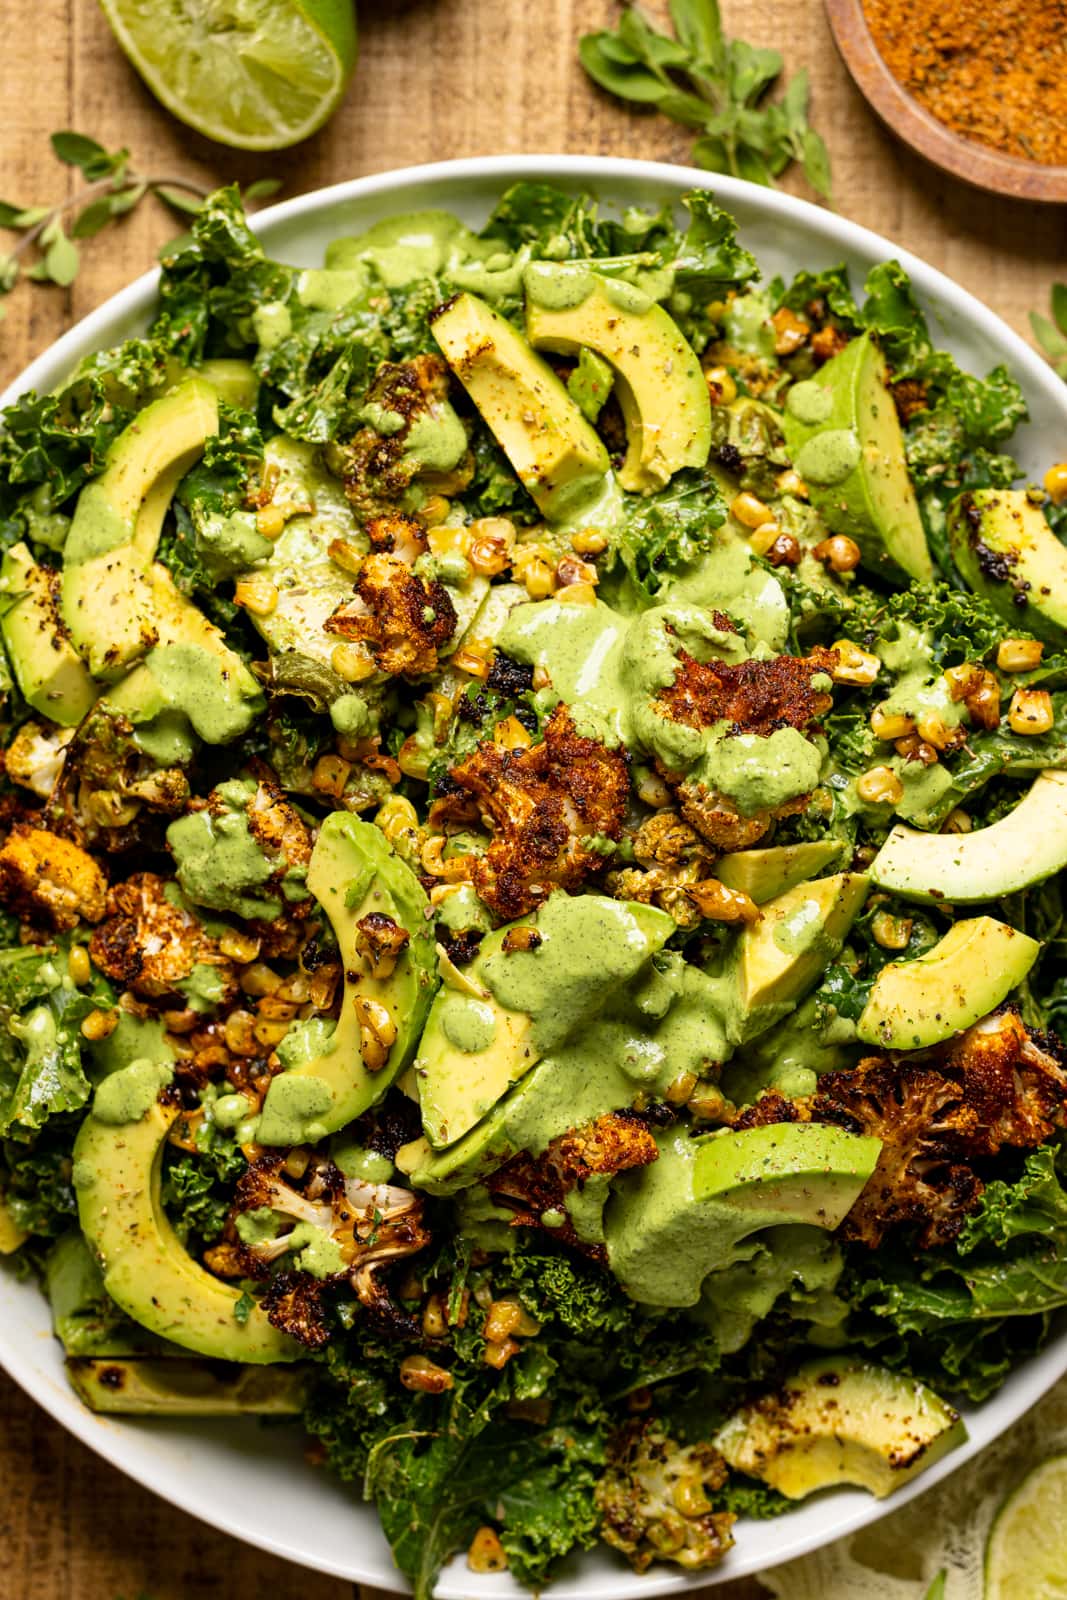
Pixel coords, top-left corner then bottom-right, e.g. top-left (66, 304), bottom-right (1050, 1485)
top-left (863, 0), bottom-right (1067, 165)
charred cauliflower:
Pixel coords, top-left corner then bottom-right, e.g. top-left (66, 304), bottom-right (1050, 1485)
top-left (430, 705), bottom-right (629, 920)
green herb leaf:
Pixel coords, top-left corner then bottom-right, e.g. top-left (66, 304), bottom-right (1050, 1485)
top-left (1051, 280), bottom-right (1067, 336)
top-left (0, 201), bottom-right (26, 228)
top-left (50, 130), bottom-right (107, 170)
top-left (153, 185), bottom-right (206, 218)
top-left (70, 197), bottom-right (116, 239)
top-left (578, 1), bottom-right (831, 198)
top-left (243, 177), bottom-right (283, 202)
top-left (43, 228), bottom-right (79, 287)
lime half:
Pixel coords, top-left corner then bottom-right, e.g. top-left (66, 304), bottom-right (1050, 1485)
top-left (986, 1453), bottom-right (1067, 1598)
top-left (98, 0), bottom-right (358, 151)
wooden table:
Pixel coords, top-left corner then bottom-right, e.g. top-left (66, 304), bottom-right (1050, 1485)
top-left (1, 0), bottom-right (1063, 1593)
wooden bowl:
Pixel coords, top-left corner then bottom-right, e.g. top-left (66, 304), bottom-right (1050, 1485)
top-left (825, 0), bottom-right (1067, 202)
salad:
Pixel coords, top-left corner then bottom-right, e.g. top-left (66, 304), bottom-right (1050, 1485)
top-left (1, 180), bottom-right (1066, 1596)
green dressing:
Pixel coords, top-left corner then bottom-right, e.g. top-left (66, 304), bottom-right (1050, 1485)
top-left (92, 1058), bottom-right (174, 1126)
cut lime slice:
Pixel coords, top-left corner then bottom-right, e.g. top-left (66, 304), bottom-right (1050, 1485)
top-left (985, 1453), bottom-right (1067, 1599)
top-left (97, 0), bottom-right (358, 151)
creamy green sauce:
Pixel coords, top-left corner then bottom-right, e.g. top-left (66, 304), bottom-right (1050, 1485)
top-left (252, 302), bottom-right (292, 350)
top-left (786, 379), bottom-right (834, 426)
top-left (289, 1223), bottom-right (346, 1279)
top-left (92, 1058), bottom-right (173, 1126)
top-left (192, 510), bottom-right (273, 579)
top-left (330, 693), bottom-right (376, 738)
top-left (694, 1224), bottom-right (843, 1353)
top-left (402, 405), bottom-right (468, 474)
top-left (167, 777), bottom-right (282, 922)
top-left (255, 1074), bottom-right (333, 1146)
top-left (722, 291), bottom-right (776, 359)
top-left (132, 709), bottom-right (196, 767)
top-left (524, 262), bottom-right (654, 315)
top-left (325, 210), bottom-right (492, 290)
top-left (794, 428), bottom-right (861, 486)
top-left (440, 995), bottom-right (498, 1054)
top-left (435, 885), bottom-right (493, 934)
top-left (662, 535), bottom-right (790, 652)
top-left (86, 1009), bottom-right (171, 1082)
top-left (331, 1140), bottom-right (394, 1183)
top-left (213, 1091), bottom-right (255, 1130)
top-left (141, 644), bottom-right (258, 746)
top-left (568, 347), bottom-right (614, 423)
top-left (481, 894), bottom-right (670, 1053)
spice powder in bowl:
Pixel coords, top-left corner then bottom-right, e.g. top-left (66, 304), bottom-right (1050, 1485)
top-left (862, 0), bottom-right (1067, 165)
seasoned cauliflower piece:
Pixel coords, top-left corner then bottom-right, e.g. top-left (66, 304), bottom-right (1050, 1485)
top-left (0, 823), bottom-right (107, 930)
top-left (331, 354), bottom-right (471, 517)
top-left (89, 871), bottom-right (235, 1000)
top-left (325, 551), bottom-right (457, 678)
top-left (430, 705), bottom-right (629, 921)
top-left (167, 775), bottom-right (312, 922)
top-left (4, 722), bottom-right (75, 800)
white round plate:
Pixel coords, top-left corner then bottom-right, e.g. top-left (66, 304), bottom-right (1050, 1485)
top-left (2, 155), bottom-right (1066, 1597)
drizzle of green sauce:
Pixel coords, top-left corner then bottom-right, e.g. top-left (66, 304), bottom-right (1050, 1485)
top-left (785, 379), bottom-right (834, 425)
top-left (440, 996), bottom-right (498, 1054)
top-left (794, 428), bottom-right (861, 486)
top-left (255, 1074), bottom-right (333, 1146)
top-left (92, 1058), bottom-right (174, 1126)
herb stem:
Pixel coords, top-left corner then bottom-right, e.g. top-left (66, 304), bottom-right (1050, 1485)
top-left (5, 172), bottom-right (212, 263)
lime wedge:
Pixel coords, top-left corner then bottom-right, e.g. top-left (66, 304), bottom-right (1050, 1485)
top-left (97, 0), bottom-right (358, 151)
top-left (985, 1453), bottom-right (1067, 1598)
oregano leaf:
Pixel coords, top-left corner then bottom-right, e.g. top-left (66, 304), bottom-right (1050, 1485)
top-left (43, 229), bottom-right (79, 286)
top-left (243, 177), bottom-right (283, 202)
top-left (50, 130), bottom-right (107, 170)
top-left (70, 197), bottom-right (116, 238)
top-left (154, 185), bottom-right (205, 218)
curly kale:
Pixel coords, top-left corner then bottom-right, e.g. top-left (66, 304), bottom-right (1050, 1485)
top-left (161, 1138), bottom-right (247, 1246)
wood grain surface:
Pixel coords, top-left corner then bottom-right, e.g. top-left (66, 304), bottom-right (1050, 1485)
top-left (1, 0), bottom-right (1063, 1594)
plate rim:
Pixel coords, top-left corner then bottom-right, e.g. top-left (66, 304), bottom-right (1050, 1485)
top-left (2, 151), bottom-right (1066, 1596)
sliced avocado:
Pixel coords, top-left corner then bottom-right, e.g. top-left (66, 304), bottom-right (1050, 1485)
top-left (66, 1357), bottom-right (310, 1415)
top-left (257, 813), bottom-right (437, 1144)
top-left (0, 542), bottom-right (98, 725)
top-left (948, 488), bottom-right (1067, 644)
top-left (781, 333), bottom-right (932, 582)
top-left (431, 292), bottom-right (610, 520)
top-left (870, 770), bottom-right (1067, 903)
top-left (604, 1123), bottom-right (881, 1307)
top-left (714, 1357), bottom-right (966, 1498)
top-left (857, 916), bottom-right (1040, 1049)
top-left (61, 379), bottom-right (219, 679)
top-left (102, 566), bottom-right (264, 745)
top-left (197, 358), bottom-right (259, 411)
top-left (721, 872), bottom-right (870, 1044)
top-left (416, 893), bottom-right (675, 1149)
top-left (412, 960), bottom-right (727, 1194)
top-left (45, 1231), bottom-right (169, 1357)
top-left (74, 1091), bottom-right (301, 1363)
top-left (715, 841), bottom-right (848, 904)
top-left (524, 264), bottom-right (712, 494)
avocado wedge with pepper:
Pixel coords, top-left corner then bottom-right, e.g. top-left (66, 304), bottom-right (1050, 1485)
top-left (0, 542), bottom-right (98, 725)
top-left (948, 487), bottom-right (1067, 644)
top-left (781, 332), bottom-right (932, 582)
top-left (857, 915), bottom-right (1040, 1049)
top-left (604, 1123), bottom-right (882, 1307)
top-left (869, 770), bottom-right (1067, 902)
top-left (257, 813), bottom-right (438, 1144)
top-left (715, 1357), bottom-right (965, 1498)
top-left (67, 1357), bottom-right (310, 1415)
top-left (75, 1087), bottom-right (301, 1364)
top-left (523, 263), bottom-right (712, 494)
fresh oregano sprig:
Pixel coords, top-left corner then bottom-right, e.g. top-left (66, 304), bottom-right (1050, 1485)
top-left (1031, 284), bottom-right (1067, 380)
top-left (0, 131), bottom-right (281, 318)
top-left (579, 0), bottom-right (831, 200)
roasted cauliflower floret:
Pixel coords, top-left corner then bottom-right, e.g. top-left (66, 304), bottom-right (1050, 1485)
top-left (595, 1420), bottom-right (735, 1574)
top-left (490, 1112), bottom-right (659, 1259)
top-left (657, 647), bottom-right (837, 738)
top-left (168, 774), bottom-right (312, 922)
top-left (0, 823), bottom-right (107, 931)
top-left (89, 871), bottom-right (235, 1000)
top-left (430, 705), bottom-right (629, 920)
top-left (330, 354), bottom-right (472, 517)
top-left (806, 1009), bottom-right (1067, 1249)
top-left (3, 722), bottom-right (74, 800)
top-left (655, 647), bottom-right (835, 852)
top-left (227, 1154), bottom-right (430, 1346)
top-left (325, 550), bottom-right (457, 678)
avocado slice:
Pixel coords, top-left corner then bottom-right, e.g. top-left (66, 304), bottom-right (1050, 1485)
top-left (257, 813), bottom-right (437, 1144)
top-left (715, 841), bottom-right (848, 904)
top-left (46, 1231), bottom-right (171, 1357)
top-left (0, 542), bottom-right (98, 725)
top-left (67, 1357), bottom-right (310, 1415)
top-left (720, 872), bottom-right (870, 1044)
top-left (102, 565), bottom-right (264, 745)
top-left (857, 916), bottom-right (1040, 1049)
top-left (61, 378), bottom-right (219, 679)
top-left (416, 893), bottom-right (676, 1150)
top-left (524, 264), bottom-right (712, 494)
top-left (197, 358), bottom-right (259, 411)
top-left (604, 1123), bottom-right (882, 1307)
top-left (431, 292), bottom-right (610, 520)
top-left (781, 333), bottom-right (932, 582)
top-left (714, 1357), bottom-right (965, 1498)
top-left (0, 1197), bottom-right (27, 1254)
top-left (948, 488), bottom-right (1067, 644)
top-left (870, 770), bottom-right (1067, 903)
top-left (74, 1091), bottom-right (301, 1363)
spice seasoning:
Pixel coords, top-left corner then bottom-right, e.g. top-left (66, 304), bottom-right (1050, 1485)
top-left (863, 0), bottom-right (1067, 165)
